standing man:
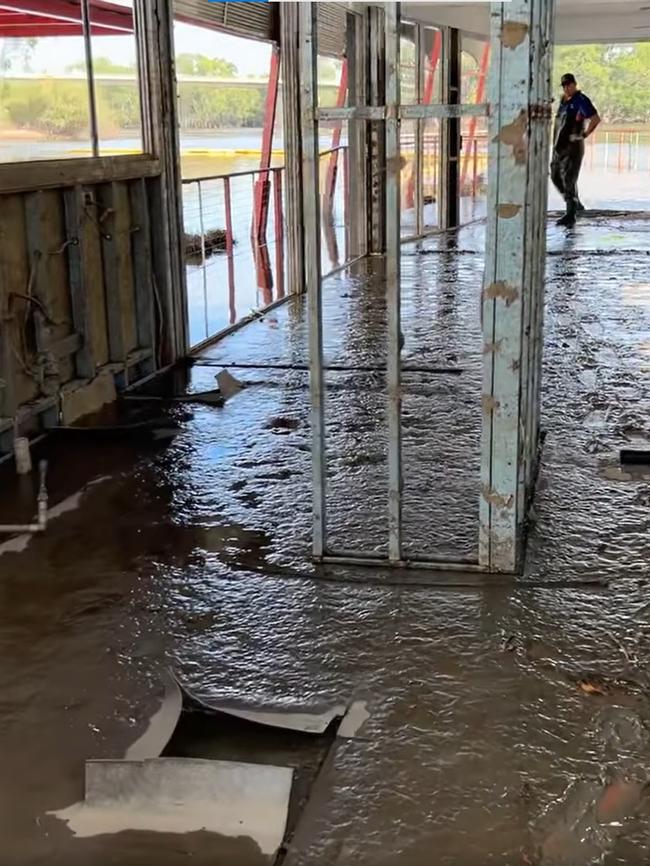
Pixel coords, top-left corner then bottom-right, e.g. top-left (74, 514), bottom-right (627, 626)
top-left (551, 73), bottom-right (601, 227)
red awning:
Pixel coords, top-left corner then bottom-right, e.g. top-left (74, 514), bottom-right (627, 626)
top-left (0, 1), bottom-right (134, 38)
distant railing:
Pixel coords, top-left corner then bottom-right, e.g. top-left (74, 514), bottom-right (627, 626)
top-left (182, 145), bottom-right (349, 350)
top-left (586, 129), bottom-right (650, 173)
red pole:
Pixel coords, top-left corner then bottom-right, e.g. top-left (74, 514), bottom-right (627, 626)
top-left (460, 42), bottom-right (489, 188)
top-left (253, 44), bottom-right (280, 243)
top-left (224, 176), bottom-right (236, 325)
top-left (406, 29), bottom-right (442, 210)
top-left (274, 169), bottom-right (285, 300)
top-left (324, 60), bottom-right (349, 213)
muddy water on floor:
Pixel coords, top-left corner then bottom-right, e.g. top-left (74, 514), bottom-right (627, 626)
top-left (0, 215), bottom-right (649, 864)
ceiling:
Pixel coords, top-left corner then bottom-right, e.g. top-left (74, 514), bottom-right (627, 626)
top-left (402, 1), bottom-right (650, 43)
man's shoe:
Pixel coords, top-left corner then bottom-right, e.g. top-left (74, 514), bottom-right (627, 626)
top-left (576, 199), bottom-right (585, 213)
top-left (556, 213), bottom-right (576, 227)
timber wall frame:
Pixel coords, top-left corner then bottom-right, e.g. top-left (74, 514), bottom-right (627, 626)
top-left (297, 0), bottom-right (555, 574)
top-left (0, 0), bottom-right (186, 459)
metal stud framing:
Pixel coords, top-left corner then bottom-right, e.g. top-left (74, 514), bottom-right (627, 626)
top-left (300, 0), bottom-right (555, 574)
top-left (299, 2), bottom-right (326, 558)
top-left (479, 0), bottom-right (556, 573)
top-left (384, 2), bottom-right (402, 561)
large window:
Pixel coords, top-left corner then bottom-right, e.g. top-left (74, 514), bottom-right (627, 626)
top-left (0, 0), bottom-right (143, 163)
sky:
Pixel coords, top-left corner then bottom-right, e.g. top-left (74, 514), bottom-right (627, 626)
top-left (2, 19), bottom-right (272, 79)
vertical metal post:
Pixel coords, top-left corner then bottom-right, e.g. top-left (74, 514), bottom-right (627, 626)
top-left (460, 42), bottom-right (490, 187)
top-left (81, 0), bottom-right (100, 157)
top-left (414, 24), bottom-right (424, 236)
top-left (440, 27), bottom-right (460, 229)
top-left (300, 2), bottom-right (326, 558)
top-left (367, 5), bottom-right (386, 254)
top-left (479, 0), bottom-right (556, 573)
top-left (324, 60), bottom-right (348, 213)
top-left (224, 176), bottom-right (236, 325)
top-left (385, 2), bottom-right (402, 562)
top-left (346, 9), bottom-right (368, 258)
top-left (197, 180), bottom-right (208, 339)
top-left (274, 170), bottom-right (285, 300)
top-left (280, 4), bottom-right (305, 296)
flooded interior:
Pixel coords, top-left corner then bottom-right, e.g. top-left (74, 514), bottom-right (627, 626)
top-left (1, 211), bottom-right (649, 865)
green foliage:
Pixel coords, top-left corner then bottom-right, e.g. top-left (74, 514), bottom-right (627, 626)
top-left (0, 80), bottom-right (87, 135)
top-left (66, 56), bottom-right (136, 75)
top-left (177, 83), bottom-right (264, 128)
top-left (176, 54), bottom-right (238, 78)
top-left (41, 88), bottom-right (88, 136)
top-left (553, 44), bottom-right (650, 124)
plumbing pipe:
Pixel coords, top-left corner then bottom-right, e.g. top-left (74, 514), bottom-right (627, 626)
top-left (0, 460), bottom-right (49, 534)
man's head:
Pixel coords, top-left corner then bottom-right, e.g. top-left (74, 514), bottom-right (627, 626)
top-left (561, 73), bottom-right (578, 97)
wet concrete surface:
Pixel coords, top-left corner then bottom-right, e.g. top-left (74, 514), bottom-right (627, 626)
top-left (0, 213), bottom-right (649, 864)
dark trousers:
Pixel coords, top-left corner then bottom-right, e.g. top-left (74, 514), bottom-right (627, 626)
top-left (551, 144), bottom-right (584, 213)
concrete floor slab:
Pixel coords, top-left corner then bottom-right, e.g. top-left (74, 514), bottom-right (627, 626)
top-left (0, 213), bottom-right (649, 864)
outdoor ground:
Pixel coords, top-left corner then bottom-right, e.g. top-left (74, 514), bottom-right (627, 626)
top-left (0, 212), bottom-right (649, 865)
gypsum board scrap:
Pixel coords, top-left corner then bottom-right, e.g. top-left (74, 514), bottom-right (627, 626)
top-left (175, 673), bottom-right (346, 735)
top-left (49, 418), bottom-right (182, 442)
top-left (122, 389), bottom-right (224, 407)
top-left (50, 757), bottom-right (293, 862)
top-left (125, 669), bottom-right (183, 761)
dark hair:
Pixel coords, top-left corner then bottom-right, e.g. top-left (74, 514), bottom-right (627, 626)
top-left (561, 73), bottom-right (577, 86)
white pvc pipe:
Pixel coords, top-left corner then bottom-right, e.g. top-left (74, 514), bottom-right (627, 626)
top-left (0, 461), bottom-right (48, 534)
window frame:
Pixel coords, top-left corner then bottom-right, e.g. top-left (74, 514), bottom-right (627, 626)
top-left (0, 0), bottom-right (157, 192)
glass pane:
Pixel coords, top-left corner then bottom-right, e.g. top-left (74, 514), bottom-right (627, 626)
top-left (422, 27), bottom-right (442, 104)
top-left (399, 21), bottom-right (417, 105)
top-left (89, 0), bottom-right (143, 155)
top-left (461, 38), bottom-right (489, 222)
top-left (0, 1), bottom-right (91, 162)
top-left (422, 118), bottom-right (440, 230)
top-left (400, 118), bottom-right (416, 236)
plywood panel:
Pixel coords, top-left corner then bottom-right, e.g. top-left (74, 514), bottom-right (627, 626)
top-left (24, 189), bottom-right (76, 386)
top-left (99, 181), bottom-right (138, 360)
top-left (64, 186), bottom-right (109, 370)
top-left (0, 194), bottom-right (40, 409)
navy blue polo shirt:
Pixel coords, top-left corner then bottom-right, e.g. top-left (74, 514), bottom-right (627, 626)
top-left (553, 91), bottom-right (597, 153)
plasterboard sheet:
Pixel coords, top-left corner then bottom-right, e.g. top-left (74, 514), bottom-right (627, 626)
top-left (177, 675), bottom-right (346, 735)
top-left (51, 757), bottom-right (293, 859)
top-left (125, 669), bottom-right (182, 760)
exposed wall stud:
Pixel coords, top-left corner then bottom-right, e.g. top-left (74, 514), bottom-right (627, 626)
top-left (479, 0), bottom-right (556, 573)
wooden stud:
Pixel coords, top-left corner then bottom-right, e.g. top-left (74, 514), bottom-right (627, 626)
top-left (63, 186), bottom-right (97, 379)
top-left (129, 177), bottom-right (156, 364)
top-left (98, 182), bottom-right (138, 363)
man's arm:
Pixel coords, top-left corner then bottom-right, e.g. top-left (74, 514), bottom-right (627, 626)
top-left (584, 112), bottom-right (601, 139)
top-left (581, 94), bottom-right (601, 139)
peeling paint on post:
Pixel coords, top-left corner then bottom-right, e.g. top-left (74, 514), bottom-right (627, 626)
top-left (479, 0), bottom-right (556, 573)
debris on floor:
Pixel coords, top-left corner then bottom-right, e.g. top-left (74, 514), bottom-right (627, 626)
top-left (125, 670), bottom-right (182, 761)
top-left (123, 389), bottom-right (224, 407)
top-left (50, 757), bottom-right (292, 862)
top-left (50, 418), bottom-right (181, 443)
top-left (216, 370), bottom-right (245, 400)
top-left (175, 672), bottom-right (371, 739)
